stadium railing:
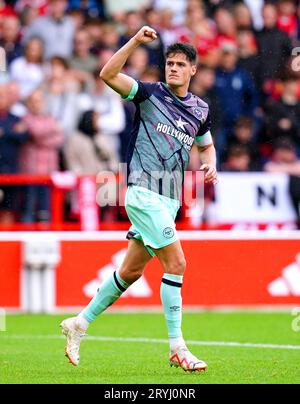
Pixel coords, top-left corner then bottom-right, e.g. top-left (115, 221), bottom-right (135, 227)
top-left (0, 173), bottom-right (205, 231)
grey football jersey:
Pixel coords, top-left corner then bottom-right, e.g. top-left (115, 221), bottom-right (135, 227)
top-left (124, 80), bottom-right (212, 201)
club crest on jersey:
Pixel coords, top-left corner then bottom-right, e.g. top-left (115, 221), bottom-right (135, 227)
top-left (193, 107), bottom-right (204, 122)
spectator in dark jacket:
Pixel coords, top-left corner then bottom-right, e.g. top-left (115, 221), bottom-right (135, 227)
top-left (256, 3), bottom-right (293, 91)
top-left (215, 41), bottom-right (259, 157)
top-left (0, 16), bottom-right (23, 66)
top-left (0, 84), bottom-right (28, 175)
top-left (0, 84), bottom-right (27, 221)
top-left (190, 65), bottom-right (223, 136)
top-left (264, 74), bottom-right (300, 153)
top-left (265, 140), bottom-right (300, 229)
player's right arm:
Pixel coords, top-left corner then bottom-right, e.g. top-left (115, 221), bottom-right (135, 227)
top-left (99, 26), bottom-right (157, 98)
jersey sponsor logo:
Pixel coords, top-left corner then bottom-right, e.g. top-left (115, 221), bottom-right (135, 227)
top-left (156, 122), bottom-right (194, 150)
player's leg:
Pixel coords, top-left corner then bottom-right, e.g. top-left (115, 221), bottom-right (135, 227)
top-left (61, 239), bottom-right (152, 366)
top-left (154, 241), bottom-right (208, 372)
top-left (79, 238), bottom-right (152, 326)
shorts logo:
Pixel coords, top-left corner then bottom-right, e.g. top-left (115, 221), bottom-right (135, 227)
top-left (163, 227), bottom-right (174, 239)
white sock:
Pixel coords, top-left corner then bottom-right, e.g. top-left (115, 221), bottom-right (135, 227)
top-left (170, 336), bottom-right (186, 352)
top-left (75, 313), bottom-right (90, 332)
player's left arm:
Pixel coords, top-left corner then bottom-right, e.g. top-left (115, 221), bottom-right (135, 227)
top-left (195, 110), bottom-right (218, 185)
top-left (198, 142), bottom-right (218, 185)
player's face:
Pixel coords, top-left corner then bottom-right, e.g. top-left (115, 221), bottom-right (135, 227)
top-left (165, 53), bottom-right (196, 88)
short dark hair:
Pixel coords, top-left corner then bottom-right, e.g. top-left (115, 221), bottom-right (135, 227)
top-left (165, 43), bottom-right (197, 64)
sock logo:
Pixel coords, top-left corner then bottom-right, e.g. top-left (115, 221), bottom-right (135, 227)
top-left (170, 306), bottom-right (181, 312)
top-left (163, 227), bottom-right (175, 239)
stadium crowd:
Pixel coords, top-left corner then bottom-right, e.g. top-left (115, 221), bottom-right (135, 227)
top-left (0, 0), bottom-right (300, 224)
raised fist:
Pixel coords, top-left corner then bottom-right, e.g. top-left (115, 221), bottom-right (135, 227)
top-left (133, 26), bottom-right (158, 44)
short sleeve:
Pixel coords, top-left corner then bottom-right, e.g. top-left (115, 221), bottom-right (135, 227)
top-left (122, 80), bottom-right (157, 104)
top-left (195, 111), bottom-right (213, 147)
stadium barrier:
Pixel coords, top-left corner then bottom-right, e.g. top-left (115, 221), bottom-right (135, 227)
top-left (1, 231), bottom-right (300, 312)
top-left (0, 172), bottom-right (297, 231)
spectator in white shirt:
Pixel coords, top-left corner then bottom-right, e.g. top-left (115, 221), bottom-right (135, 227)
top-left (9, 37), bottom-right (45, 99)
top-left (24, 0), bottom-right (75, 60)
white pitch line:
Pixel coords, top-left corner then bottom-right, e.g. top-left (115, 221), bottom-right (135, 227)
top-left (1, 335), bottom-right (300, 351)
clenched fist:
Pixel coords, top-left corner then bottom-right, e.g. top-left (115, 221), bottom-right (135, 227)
top-left (133, 26), bottom-right (158, 45)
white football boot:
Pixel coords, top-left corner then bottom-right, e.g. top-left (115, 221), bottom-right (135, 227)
top-left (60, 317), bottom-right (85, 367)
top-left (169, 346), bottom-right (208, 372)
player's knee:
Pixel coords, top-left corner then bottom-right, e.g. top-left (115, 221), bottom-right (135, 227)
top-left (167, 256), bottom-right (186, 275)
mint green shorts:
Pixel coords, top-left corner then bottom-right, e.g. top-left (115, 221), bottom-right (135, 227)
top-left (125, 185), bottom-right (180, 257)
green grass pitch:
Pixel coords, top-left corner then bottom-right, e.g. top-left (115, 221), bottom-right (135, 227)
top-left (1, 312), bottom-right (300, 384)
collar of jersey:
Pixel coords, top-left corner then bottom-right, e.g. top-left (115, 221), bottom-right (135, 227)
top-left (163, 83), bottom-right (192, 102)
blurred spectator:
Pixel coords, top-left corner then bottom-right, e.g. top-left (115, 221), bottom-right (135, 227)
top-left (67, 8), bottom-right (86, 31)
top-left (152, 0), bottom-right (186, 25)
top-left (215, 41), bottom-right (259, 154)
top-left (158, 8), bottom-right (180, 50)
top-left (101, 22), bottom-right (120, 51)
top-left (104, 0), bottom-right (151, 18)
top-left (237, 28), bottom-right (260, 87)
top-left (142, 7), bottom-right (161, 30)
top-left (265, 139), bottom-right (300, 175)
top-left (0, 84), bottom-right (27, 174)
top-left (265, 140), bottom-right (300, 228)
top-left (139, 66), bottom-right (161, 82)
top-left (243, 0), bottom-right (264, 31)
top-left (277, 0), bottom-right (298, 39)
top-left (24, 0), bottom-right (76, 60)
top-left (221, 144), bottom-right (253, 172)
top-left (85, 18), bottom-right (104, 54)
top-left (0, 15), bottom-right (22, 66)
top-left (18, 5), bottom-right (40, 37)
top-left (7, 81), bottom-right (27, 118)
top-left (256, 3), bottom-right (293, 91)
top-left (9, 37), bottom-right (45, 99)
top-left (0, 0), bottom-right (16, 24)
top-left (0, 83), bottom-right (27, 222)
top-left (69, 28), bottom-right (98, 90)
top-left (81, 71), bottom-right (126, 162)
top-left (264, 73), bottom-right (300, 152)
top-left (45, 56), bottom-right (84, 136)
top-left (126, 47), bottom-right (149, 80)
top-left (180, 0), bottom-right (219, 67)
top-left (227, 116), bottom-right (262, 170)
top-left (64, 110), bottom-right (118, 175)
top-left (234, 2), bottom-right (253, 30)
top-left (68, 0), bottom-right (105, 19)
top-left (119, 11), bottom-right (165, 69)
top-left (214, 7), bottom-right (237, 48)
top-left (20, 89), bottom-right (64, 222)
top-left (190, 65), bottom-right (223, 135)
top-left (71, 29), bottom-right (97, 73)
top-left (15, 0), bottom-right (48, 16)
